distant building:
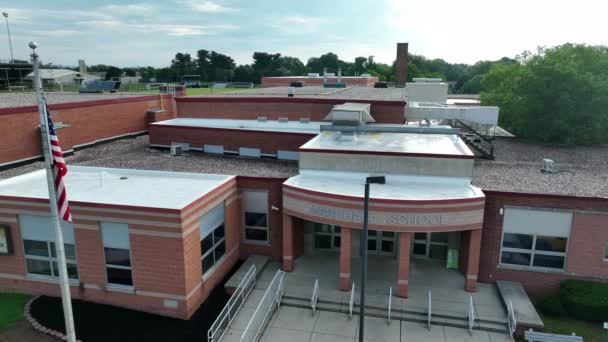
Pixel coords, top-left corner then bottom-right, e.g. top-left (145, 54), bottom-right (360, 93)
top-left (25, 69), bottom-right (101, 86)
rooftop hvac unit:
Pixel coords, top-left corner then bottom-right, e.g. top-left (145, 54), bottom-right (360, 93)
top-left (300, 118), bottom-right (310, 123)
top-left (257, 116), bottom-right (268, 122)
top-left (170, 145), bottom-right (183, 156)
top-left (278, 117), bottom-right (289, 123)
top-left (542, 159), bottom-right (555, 173)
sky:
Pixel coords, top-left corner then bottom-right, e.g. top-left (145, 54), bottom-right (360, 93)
top-left (0, 0), bottom-right (606, 68)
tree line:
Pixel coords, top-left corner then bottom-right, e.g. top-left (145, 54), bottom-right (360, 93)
top-left (81, 49), bottom-right (514, 94)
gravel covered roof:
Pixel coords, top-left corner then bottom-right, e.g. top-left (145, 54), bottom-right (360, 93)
top-left (0, 135), bottom-right (298, 180)
top-left (0, 92), bottom-right (149, 108)
top-left (473, 138), bottom-right (608, 198)
top-left (0, 135), bottom-right (605, 198)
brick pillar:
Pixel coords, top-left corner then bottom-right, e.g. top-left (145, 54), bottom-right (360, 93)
top-left (339, 227), bottom-right (352, 291)
top-left (465, 229), bottom-right (482, 292)
top-left (395, 42), bottom-right (409, 85)
top-left (282, 214), bottom-right (294, 272)
top-left (397, 232), bottom-right (412, 297)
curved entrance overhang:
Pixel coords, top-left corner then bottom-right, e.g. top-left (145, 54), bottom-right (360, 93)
top-left (283, 171), bottom-right (485, 232)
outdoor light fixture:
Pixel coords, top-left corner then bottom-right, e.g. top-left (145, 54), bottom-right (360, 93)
top-left (359, 175), bottom-right (386, 342)
top-left (3, 12), bottom-right (14, 63)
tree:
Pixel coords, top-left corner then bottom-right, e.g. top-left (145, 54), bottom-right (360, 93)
top-left (171, 52), bottom-right (196, 79)
top-left (196, 49), bottom-right (210, 81)
top-left (354, 57), bottom-right (367, 75)
top-left (234, 65), bottom-right (254, 82)
top-left (481, 44), bottom-right (608, 144)
top-left (105, 66), bottom-right (122, 80)
top-left (252, 52), bottom-right (282, 82)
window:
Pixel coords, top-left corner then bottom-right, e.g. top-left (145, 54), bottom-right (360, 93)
top-left (20, 215), bottom-right (78, 280)
top-left (314, 224), bottom-right (340, 250)
top-left (200, 202), bottom-right (226, 275)
top-left (500, 208), bottom-right (572, 271)
top-left (101, 222), bottom-right (133, 287)
top-left (604, 242), bottom-right (608, 260)
top-left (243, 191), bottom-right (269, 243)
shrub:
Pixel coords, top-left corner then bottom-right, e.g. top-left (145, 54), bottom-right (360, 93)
top-left (539, 296), bottom-right (567, 317)
top-left (560, 280), bottom-right (608, 321)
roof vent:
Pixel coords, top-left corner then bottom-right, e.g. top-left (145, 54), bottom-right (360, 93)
top-left (257, 116), bottom-right (268, 122)
top-left (541, 159), bottom-right (555, 173)
top-left (299, 118), bottom-right (310, 123)
top-left (278, 117), bottom-right (289, 123)
top-left (336, 131), bottom-right (357, 143)
top-left (170, 144), bottom-right (183, 156)
top-left (323, 103), bottom-right (374, 126)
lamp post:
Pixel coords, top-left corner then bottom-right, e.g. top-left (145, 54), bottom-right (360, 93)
top-left (2, 12), bottom-right (14, 63)
top-left (359, 175), bottom-right (386, 342)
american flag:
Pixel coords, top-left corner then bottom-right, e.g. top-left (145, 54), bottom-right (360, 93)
top-left (45, 103), bottom-right (72, 223)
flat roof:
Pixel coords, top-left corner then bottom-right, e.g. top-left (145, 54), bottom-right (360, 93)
top-left (0, 92), bottom-right (148, 109)
top-left (152, 118), bottom-right (322, 134)
top-left (188, 86), bottom-right (407, 101)
top-left (300, 130), bottom-right (474, 157)
top-left (0, 166), bottom-right (234, 209)
top-left (285, 170), bottom-right (483, 201)
top-left (263, 76), bottom-right (375, 79)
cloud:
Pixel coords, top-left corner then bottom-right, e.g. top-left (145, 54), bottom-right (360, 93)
top-left (103, 3), bottom-right (156, 14)
top-left (282, 16), bottom-right (323, 25)
top-left (270, 15), bottom-right (326, 34)
top-left (77, 19), bottom-right (237, 37)
top-left (30, 30), bottom-right (83, 38)
top-left (189, 1), bottom-right (236, 13)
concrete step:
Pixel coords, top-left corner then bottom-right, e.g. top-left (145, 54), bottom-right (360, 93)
top-left (281, 295), bottom-right (509, 334)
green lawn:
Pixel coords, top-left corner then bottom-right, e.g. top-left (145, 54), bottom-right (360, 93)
top-left (540, 313), bottom-right (606, 341)
top-left (185, 87), bottom-right (246, 96)
top-left (0, 293), bottom-right (30, 331)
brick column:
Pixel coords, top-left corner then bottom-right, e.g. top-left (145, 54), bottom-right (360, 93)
top-left (465, 229), bottom-right (482, 292)
top-left (397, 232), bottom-right (412, 297)
top-left (339, 227), bottom-right (352, 291)
top-left (282, 214), bottom-right (294, 272)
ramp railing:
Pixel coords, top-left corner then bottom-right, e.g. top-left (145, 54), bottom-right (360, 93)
top-left (349, 282), bottom-right (356, 319)
top-left (207, 265), bottom-right (256, 342)
top-left (468, 295), bottom-right (476, 335)
top-left (240, 269), bottom-right (285, 342)
top-left (427, 290), bottom-right (432, 330)
top-left (311, 278), bottom-right (319, 315)
top-left (507, 299), bottom-right (517, 338)
top-left (387, 286), bottom-right (393, 325)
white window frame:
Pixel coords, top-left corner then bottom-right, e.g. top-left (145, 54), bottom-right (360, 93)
top-left (499, 233), bottom-right (568, 272)
top-left (19, 214), bottom-right (79, 282)
top-left (200, 203), bottom-right (227, 277)
top-left (101, 222), bottom-right (134, 289)
top-left (243, 190), bottom-right (270, 244)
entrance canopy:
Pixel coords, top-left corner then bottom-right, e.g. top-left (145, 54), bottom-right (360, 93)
top-left (283, 170), bottom-right (485, 232)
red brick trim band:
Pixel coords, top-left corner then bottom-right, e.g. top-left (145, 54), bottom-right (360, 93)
top-left (298, 148), bottom-right (475, 159)
top-left (175, 96), bottom-right (407, 106)
top-left (0, 94), bottom-right (172, 115)
top-left (24, 295), bottom-right (83, 342)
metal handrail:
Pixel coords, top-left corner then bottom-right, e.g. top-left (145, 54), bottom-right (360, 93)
top-left (240, 270), bottom-right (285, 342)
top-left (507, 299), bottom-right (517, 338)
top-left (387, 287), bottom-right (393, 325)
top-left (349, 282), bottom-right (355, 319)
top-left (427, 290), bottom-right (432, 330)
top-left (208, 265), bottom-right (256, 342)
top-left (468, 295), bottom-right (475, 335)
top-left (311, 279), bottom-right (319, 315)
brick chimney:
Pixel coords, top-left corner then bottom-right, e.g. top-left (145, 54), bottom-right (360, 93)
top-left (395, 43), bottom-right (409, 85)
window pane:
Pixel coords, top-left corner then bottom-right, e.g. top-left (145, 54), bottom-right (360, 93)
top-left (24, 240), bottom-right (49, 257)
top-left (315, 235), bottom-right (331, 249)
top-left (501, 251), bottom-right (531, 266)
top-left (333, 226), bottom-right (341, 233)
top-left (26, 258), bottom-right (52, 276)
top-left (64, 244), bottom-right (77, 260)
top-left (430, 232), bottom-right (449, 243)
top-left (245, 228), bottom-right (267, 241)
top-left (245, 213), bottom-right (267, 227)
top-left (104, 248), bottom-right (131, 267)
top-left (107, 267), bottom-right (133, 286)
top-left (52, 262), bottom-right (79, 280)
top-left (382, 231), bottom-right (395, 238)
top-left (430, 245), bottom-right (447, 260)
top-left (605, 244), bottom-right (608, 259)
top-left (213, 224), bottom-right (225, 241)
top-left (535, 236), bottom-right (567, 253)
top-left (533, 254), bottom-right (565, 269)
top-left (315, 224), bottom-right (330, 233)
top-left (368, 230), bottom-right (377, 237)
top-left (414, 233), bottom-right (427, 241)
top-left (502, 233), bottom-right (533, 250)
top-left (202, 254), bottom-right (214, 274)
top-left (413, 243), bottom-right (426, 255)
top-left (367, 239), bottom-right (377, 251)
top-left (201, 235), bottom-right (213, 254)
top-left (333, 236), bottom-right (341, 248)
top-left (215, 240), bottom-right (226, 261)
top-left (382, 240), bottom-right (394, 253)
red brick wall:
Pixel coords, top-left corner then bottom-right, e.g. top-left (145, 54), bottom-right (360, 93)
top-left (149, 125), bottom-right (316, 155)
top-left (261, 77), bottom-right (378, 87)
top-left (479, 191), bottom-right (608, 298)
top-left (0, 95), bottom-right (175, 166)
top-left (175, 97), bottom-right (405, 124)
top-left (236, 177), bottom-right (286, 261)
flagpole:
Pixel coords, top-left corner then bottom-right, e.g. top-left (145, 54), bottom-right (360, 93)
top-left (30, 41), bottom-right (77, 342)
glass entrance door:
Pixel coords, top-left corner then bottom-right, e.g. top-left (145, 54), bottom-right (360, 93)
top-left (412, 232), bottom-right (449, 260)
top-left (367, 230), bottom-right (396, 256)
top-left (314, 223), bottom-right (341, 250)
